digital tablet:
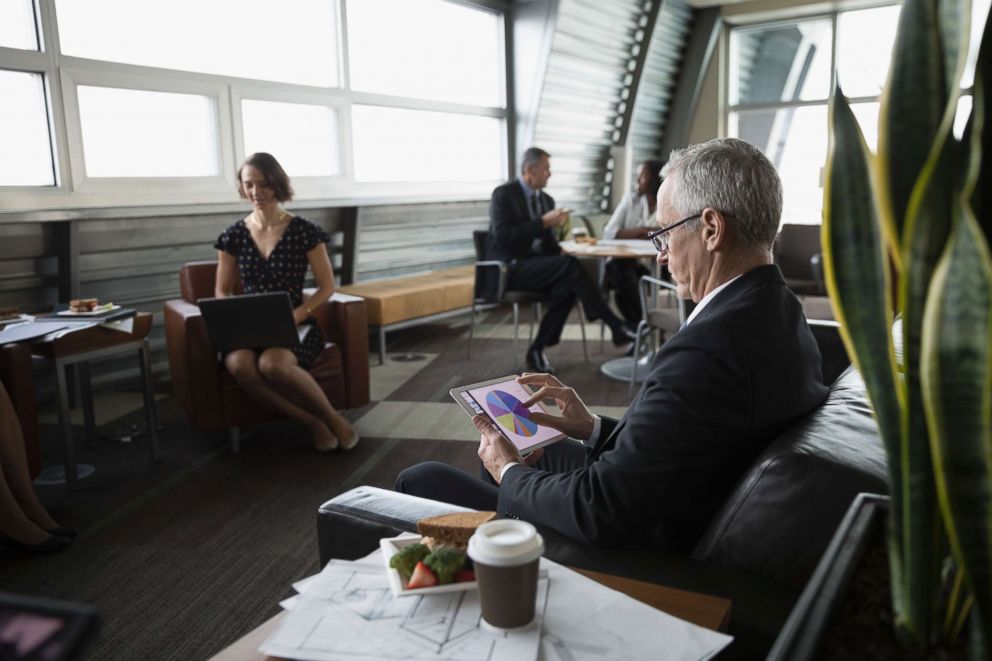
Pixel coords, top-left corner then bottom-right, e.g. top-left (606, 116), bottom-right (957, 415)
top-left (450, 375), bottom-right (566, 455)
top-left (0, 591), bottom-right (100, 661)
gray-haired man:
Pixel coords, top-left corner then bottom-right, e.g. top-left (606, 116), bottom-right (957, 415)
top-left (397, 138), bottom-right (828, 553)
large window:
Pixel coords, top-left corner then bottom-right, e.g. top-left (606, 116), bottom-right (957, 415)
top-left (77, 86), bottom-right (219, 178)
top-left (351, 106), bottom-right (503, 182)
top-left (727, 5), bottom-right (901, 225)
top-left (241, 100), bottom-right (341, 178)
top-left (0, 0), bottom-right (39, 51)
top-left (347, 0), bottom-right (504, 107)
top-left (0, 69), bottom-right (55, 186)
top-left (0, 0), bottom-right (507, 207)
top-left (56, 0), bottom-right (340, 88)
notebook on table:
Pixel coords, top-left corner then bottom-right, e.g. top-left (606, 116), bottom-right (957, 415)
top-left (198, 292), bottom-right (307, 351)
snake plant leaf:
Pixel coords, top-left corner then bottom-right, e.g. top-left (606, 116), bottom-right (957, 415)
top-left (824, 85), bottom-right (907, 626)
top-left (893, 107), bottom-right (963, 644)
top-left (938, 0), bottom-right (971, 98)
top-left (824, 86), bottom-right (902, 463)
top-left (878, 0), bottom-right (952, 257)
top-left (921, 208), bottom-right (992, 653)
top-left (898, 92), bottom-right (961, 640)
top-left (967, 6), bottom-right (992, 245)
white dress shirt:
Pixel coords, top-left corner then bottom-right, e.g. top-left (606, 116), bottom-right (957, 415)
top-left (602, 192), bottom-right (653, 239)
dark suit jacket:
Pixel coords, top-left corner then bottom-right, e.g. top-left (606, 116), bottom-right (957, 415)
top-left (498, 264), bottom-right (829, 553)
top-left (486, 180), bottom-right (558, 261)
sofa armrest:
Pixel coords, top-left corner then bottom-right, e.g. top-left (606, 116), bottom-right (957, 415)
top-left (163, 299), bottom-right (225, 431)
top-left (317, 486), bottom-right (470, 566)
top-left (307, 290), bottom-right (370, 409)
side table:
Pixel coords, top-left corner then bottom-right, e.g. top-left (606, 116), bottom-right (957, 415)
top-left (30, 313), bottom-right (159, 488)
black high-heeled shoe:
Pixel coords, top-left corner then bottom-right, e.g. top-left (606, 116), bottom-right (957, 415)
top-left (0, 533), bottom-right (72, 555)
top-left (46, 526), bottom-right (80, 539)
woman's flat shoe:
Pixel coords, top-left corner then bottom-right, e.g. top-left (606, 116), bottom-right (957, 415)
top-left (340, 431), bottom-right (360, 451)
top-left (0, 533), bottom-right (72, 555)
top-left (46, 526), bottom-right (80, 539)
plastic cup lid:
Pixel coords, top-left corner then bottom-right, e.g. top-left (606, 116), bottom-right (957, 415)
top-left (467, 520), bottom-right (544, 567)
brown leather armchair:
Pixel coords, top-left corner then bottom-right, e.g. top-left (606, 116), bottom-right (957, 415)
top-left (163, 261), bottom-right (370, 451)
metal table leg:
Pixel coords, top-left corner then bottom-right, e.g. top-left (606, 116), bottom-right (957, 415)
top-left (139, 340), bottom-right (160, 461)
top-left (79, 361), bottom-right (97, 447)
top-left (53, 357), bottom-right (77, 488)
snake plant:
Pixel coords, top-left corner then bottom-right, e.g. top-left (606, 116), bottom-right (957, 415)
top-left (823, 0), bottom-right (992, 652)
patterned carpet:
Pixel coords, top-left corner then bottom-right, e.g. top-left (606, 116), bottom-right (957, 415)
top-left (2, 308), bottom-right (639, 660)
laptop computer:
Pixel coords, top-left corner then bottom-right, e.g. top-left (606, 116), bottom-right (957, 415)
top-left (198, 292), bottom-right (305, 351)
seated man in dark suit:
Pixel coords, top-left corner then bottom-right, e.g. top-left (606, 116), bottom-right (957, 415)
top-left (397, 138), bottom-right (829, 553)
top-left (488, 147), bottom-right (635, 373)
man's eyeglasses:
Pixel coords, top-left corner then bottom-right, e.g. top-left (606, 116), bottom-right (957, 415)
top-left (648, 213), bottom-right (702, 252)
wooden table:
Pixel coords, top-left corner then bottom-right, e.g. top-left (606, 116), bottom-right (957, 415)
top-left (208, 567), bottom-right (731, 660)
top-left (29, 312), bottom-right (159, 487)
top-left (559, 239), bottom-right (658, 260)
top-left (560, 240), bottom-right (663, 384)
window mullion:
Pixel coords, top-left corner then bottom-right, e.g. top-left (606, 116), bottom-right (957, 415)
top-left (35, 0), bottom-right (70, 190)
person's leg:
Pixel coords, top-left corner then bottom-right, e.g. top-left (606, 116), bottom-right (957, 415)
top-left (511, 256), bottom-right (629, 335)
top-left (396, 462), bottom-right (500, 511)
top-left (558, 256), bottom-right (630, 336)
top-left (0, 383), bottom-right (57, 544)
top-left (508, 257), bottom-right (576, 352)
top-left (224, 350), bottom-right (339, 450)
top-left (256, 348), bottom-right (356, 445)
top-left (608, 260), bottom-right (648, 326)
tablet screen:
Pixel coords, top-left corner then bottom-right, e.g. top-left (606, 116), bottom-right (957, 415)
top-left (457, 379), bottom-right (561, 453)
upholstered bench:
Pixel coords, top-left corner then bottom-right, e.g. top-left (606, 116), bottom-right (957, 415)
top-left (339, 265), bottom-right (474, 364)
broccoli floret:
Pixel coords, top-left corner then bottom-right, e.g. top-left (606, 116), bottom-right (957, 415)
top-left (389, 543), bottom-right (430, 581)
top-left (424, 547), bottom-right (467, 585)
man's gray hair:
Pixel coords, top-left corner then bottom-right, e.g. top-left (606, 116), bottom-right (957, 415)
top-left (521, 147), bottom-right (550, 174)
top-left (662, 138), bottom-right (782, 249)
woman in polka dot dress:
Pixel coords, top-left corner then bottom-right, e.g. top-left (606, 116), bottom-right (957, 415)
top-left (213, 153), bottom-right (358, 453)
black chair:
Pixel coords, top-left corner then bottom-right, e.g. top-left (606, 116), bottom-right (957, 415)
top-left (774, 224), bottom-right (825, 295)
top-left (468, 230), bottom-right (588, 361)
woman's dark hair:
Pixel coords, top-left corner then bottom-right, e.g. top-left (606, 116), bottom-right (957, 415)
top-left (237, 152), bottom-right (294, 202)
top-left (641, 159), bottom-right (665, 200)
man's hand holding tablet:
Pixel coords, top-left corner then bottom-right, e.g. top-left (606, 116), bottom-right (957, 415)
top-left (458, 373), bottom-right (597, 484)
top-left (473, 414), bottom-right (545, 484)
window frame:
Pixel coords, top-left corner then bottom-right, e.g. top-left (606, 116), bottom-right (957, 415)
top-left (721, 3), bottom-right (899, 226)
top-left (0, 0), bottom-right (511, 211)
top-left (60, 65), bottom-right (235, 196)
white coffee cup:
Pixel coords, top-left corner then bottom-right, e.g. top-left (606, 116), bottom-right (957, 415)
top-left (468, 520), bottom-right (544, 629)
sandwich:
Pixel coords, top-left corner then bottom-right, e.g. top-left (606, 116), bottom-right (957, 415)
top-left (69, 298), bottom-right (99, 313)
top-left (416, 511), bottom-right (497, 551)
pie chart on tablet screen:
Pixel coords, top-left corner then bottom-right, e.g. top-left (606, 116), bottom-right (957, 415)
top-left (485, 390), bottom-right (538, 437)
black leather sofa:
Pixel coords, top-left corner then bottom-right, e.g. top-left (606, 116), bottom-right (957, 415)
top-left (316, 365), bottom-right (886, 658)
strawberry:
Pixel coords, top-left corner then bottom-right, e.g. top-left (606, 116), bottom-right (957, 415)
top-left (407, 561), bottom-right (438, 589)
top-left (454, 569), bottom-right (476, 583)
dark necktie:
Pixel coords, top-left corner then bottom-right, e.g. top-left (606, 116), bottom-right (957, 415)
top-left (530, 192), bottom-right (542, 221)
